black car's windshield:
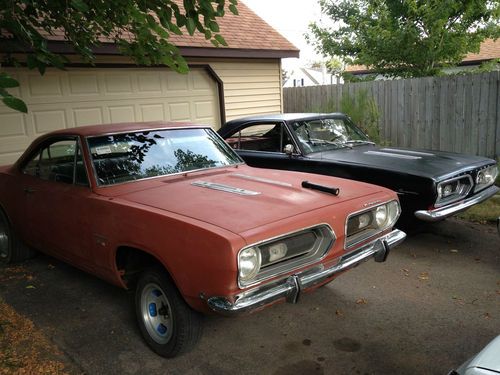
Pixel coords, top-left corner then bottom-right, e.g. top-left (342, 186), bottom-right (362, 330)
top-left (88, 128), bottom-right (242, 186)
top-left (291, 117), bottom-right (372, 154)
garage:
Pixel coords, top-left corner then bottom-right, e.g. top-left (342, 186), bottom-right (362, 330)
top-left (0, 67), bottom-right (220, 165)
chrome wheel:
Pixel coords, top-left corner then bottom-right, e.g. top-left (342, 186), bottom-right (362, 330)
top-left (140, 283), bottom-right (173, 345)
top-left (0, 214), bottom-right (9, 260)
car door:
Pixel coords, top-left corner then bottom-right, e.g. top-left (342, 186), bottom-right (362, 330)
top-left (19, 137), bottom-right (93, 265)
top-left (224, 122), bottom-right (316, 172)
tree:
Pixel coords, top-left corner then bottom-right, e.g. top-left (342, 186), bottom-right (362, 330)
top-left (0, 0), bottom-right (238, 112)
top-left (308, 0), bottom-right (500, 78)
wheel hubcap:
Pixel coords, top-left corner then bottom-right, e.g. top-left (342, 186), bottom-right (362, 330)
top-left (0, 217), bottom-right (9, 259)
top-left (140, 283), bottom-right (173, 344)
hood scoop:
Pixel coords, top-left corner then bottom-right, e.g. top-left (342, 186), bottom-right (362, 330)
top-left (191, 180), bottom-right (261, 196)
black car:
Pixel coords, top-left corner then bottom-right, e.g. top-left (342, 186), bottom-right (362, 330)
top-left (218, 113), bottom-right (499, 223)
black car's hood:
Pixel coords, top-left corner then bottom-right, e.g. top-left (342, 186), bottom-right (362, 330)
top-left (310, 145), bottom-right (495, 181)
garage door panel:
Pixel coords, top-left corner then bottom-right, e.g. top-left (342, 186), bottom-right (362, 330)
top-left (140, 104), bottom-right (165, 122)
top-left (32, 110), bottom-right (67, 134)
top-left (108, 105), bottom-right (136, 123)
top-left (0, 67), bottom-right (219, 165)
top-left (68, 73), bottom-right (99, 95)
top-left (28, 73), bottom-right (63, 97)
top-left (73, 107), bottom-right (104, 127)
top-left (137, 73), bottom-right (163, 93)
top-left (104, 74), bottom-right (133, 94)
top-left (0, 112), bottom-right (27, 137)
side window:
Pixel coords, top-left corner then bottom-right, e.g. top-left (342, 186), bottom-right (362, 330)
top-left (226, 123), bottom-right (293, 153)
top-left (22, 139), bottom-right (89, 186)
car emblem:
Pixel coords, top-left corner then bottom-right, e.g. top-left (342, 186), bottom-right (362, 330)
top-left (363, 200), bottom-right (382, 207)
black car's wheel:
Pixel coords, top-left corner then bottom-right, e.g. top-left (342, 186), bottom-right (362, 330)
top-left (0, 209), bottom-right (34, 264)
top-left (135, 267), bottom-right (203, 358)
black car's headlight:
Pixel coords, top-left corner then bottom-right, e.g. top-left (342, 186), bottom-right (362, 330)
top-left (345, 201), bottom-right (400, 248)
top-left (474, 165), bottom-right (498, 193)
top-left (237, 225), bottom-right (334, 288)
top-left (435, 175), bottom-right (473, 207)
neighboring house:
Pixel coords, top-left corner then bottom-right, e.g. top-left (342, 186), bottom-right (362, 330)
top-left (345, 38), bottom-right (500, 79)
top-left (0, 2), bottom-right (298, 165)
top-left (283, 67), bottom-right (338, 87)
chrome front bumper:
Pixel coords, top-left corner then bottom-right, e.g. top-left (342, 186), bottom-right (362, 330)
top-left (207, 229), bottom-right (406, 315)
top-left (414, 185), bottom-right (499, 222)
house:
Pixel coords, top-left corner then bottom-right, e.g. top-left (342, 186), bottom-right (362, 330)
top-left (283, 66), bottom-right (338, 87)
top-left (0, 2), bottom-right (298, 165)
top-left (345, 38), bottom-right (500, 78)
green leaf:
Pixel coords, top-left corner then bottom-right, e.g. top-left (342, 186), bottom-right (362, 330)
top-left (71, 0), bottom-right (89, 12)
top-left (0, 73), bottom-right (20, 89)
top-left (3, 97), bottom-right (28, 113)
top-left (204, 29), bottom-right (212, 39)
top-left (209, 21), bottom-right (220, 32)
top-left (229, 4), bottom-right (238, 15)
top-left (214, 34), bottom-right (228, 46)
top-left (186, 18), bottom-right (196, 35)
top-left (168, 22), bottom-right (183, 35)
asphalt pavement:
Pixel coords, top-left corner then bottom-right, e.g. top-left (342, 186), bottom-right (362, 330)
top-left (0, 218), bottom-right (499, 375)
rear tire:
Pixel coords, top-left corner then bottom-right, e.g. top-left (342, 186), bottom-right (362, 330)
top-left (0, 209), bottom-right (34, 264)
top-left (135, 267), bottom-right (203, 358)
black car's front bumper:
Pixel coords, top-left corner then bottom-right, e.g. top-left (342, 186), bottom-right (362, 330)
top-left (414, 185), bottom-right (499, 222)
top-left (207, 229), bottom-right (406, 315)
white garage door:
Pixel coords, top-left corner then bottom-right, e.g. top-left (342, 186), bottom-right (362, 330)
top-left (0, 67), bottom-right (220, 165)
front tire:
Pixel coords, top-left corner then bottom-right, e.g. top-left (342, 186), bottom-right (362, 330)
top-left (135, 267), bottom-right (203, 358)
top-left (0, 209), bottom-right (34, 264)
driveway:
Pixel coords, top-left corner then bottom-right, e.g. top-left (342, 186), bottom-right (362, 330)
top-left (0, 218), bottom-right (499, 375)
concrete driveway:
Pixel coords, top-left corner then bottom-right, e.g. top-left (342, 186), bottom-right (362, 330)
top-left (0, 218), bottom-right (499, 375)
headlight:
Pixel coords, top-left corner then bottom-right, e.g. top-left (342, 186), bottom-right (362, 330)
top-left (346, 201), bottom-right (400, 248)
top-left (435, 175), bottom-right (472, 207)
top-left (474, 165), bottom-right (498, 193)
top-left (238, 247), bottom-right (261, 282)
top-left (237, 225), bottom-right (335, 288)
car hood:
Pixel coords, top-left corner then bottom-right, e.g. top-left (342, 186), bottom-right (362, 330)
top-left (99, 166), bottom-right (386, 234)
top-left (310, 145), bottom-right (495, 180)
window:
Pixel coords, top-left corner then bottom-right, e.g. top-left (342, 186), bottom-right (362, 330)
top-left (225, 123), bottom-right (294, 153)
top-left (22, 139), bottom-right (89, 186)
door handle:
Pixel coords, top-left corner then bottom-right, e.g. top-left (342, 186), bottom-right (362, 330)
top-left (23, 187), bottom-right (36, 194)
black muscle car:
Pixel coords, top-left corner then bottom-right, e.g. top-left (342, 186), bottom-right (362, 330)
top-left (219, 113), bottom-right (499, 223)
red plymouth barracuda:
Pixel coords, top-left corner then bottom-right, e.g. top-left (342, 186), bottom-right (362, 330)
top-left (0, 121), bottom-right (405, 357)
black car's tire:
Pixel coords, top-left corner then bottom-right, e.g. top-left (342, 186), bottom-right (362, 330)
top-left (0, 209), bottom-right (34, 264)
top-left (135, 267), bottom-right (203, 358)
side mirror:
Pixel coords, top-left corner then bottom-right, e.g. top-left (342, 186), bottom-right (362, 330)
top-left (283, 144), bottom-right (294, 156)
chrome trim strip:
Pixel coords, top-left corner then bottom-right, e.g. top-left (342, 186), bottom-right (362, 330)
top-left (415, 185), bottom-right (499, 222)
top-left (364, 150), bottom-right (421, 160)
top-left (230, 173), bottom-right (293, 187)
top-left (191, 180), bottom-right (260, 195)
top-left (380, 148), bottom-right (435, 157)
top-left (207, 229), bottom-right (406, 315)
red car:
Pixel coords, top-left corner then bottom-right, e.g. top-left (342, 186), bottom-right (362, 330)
top-left (0, 121), bottom-right (405, 357)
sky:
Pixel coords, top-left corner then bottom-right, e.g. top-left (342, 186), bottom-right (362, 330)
top-left (241, 0), bottom-right (326, 70)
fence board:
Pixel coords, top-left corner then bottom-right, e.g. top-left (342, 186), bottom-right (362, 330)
top-left (283, 71), bottom-right (499, 158)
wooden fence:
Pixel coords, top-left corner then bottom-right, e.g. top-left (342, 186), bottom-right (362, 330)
top-left (283, 71), bottom-right (500, 159)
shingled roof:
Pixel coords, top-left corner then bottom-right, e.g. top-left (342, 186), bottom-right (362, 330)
top-left (0, 1), bottom-right (299, 59)
top-left (346, 38), bottom-right (500, 74)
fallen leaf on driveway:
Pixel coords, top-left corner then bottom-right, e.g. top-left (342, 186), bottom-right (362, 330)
top-left (356, 298), bottom-right (367, 305)
top-left (484, 312), bottom-right (491, 319)
top-left (335, 309), bottom-right (344, 317)
top-left (450, 249), bottom-right (459, 253)
top-left (418, 272), bottom-right (429, 280)
top-left (25, 285), bottom-right (36, 289)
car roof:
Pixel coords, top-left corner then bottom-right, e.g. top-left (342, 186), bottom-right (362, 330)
top-left (47, 121), bottom-right (208, 137)
top-left (225, 113), bottom-right (346, 125)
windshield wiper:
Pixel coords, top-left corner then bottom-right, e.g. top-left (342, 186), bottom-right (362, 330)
top-left (309, 138), bottom-right (352, 149)
top-left (345, 140), bottom-right (375, 146)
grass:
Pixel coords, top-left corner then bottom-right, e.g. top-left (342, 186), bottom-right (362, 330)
top-left (457, 165), bottom-right (500, 224)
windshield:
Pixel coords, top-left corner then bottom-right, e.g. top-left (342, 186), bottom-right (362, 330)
top-left (88, 128), bottom-right (242, 186)
top-left (291, 117), bottom-right (371, 154)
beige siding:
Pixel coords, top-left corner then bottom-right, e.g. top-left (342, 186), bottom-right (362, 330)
top-left (190, 58), bottom-right (282, 121)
